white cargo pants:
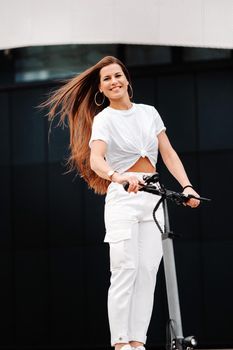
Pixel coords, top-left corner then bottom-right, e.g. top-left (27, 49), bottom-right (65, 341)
top-left (104, 172), bottom-right (164, 346)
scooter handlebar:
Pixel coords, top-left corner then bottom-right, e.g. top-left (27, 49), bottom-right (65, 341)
top-left (122, 181), bottom-right (211, 205)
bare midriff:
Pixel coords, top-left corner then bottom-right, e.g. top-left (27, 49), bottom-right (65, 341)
top-left (125, 156), bottom-right (156, 173)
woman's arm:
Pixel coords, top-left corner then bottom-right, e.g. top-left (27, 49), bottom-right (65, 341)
top-left (90, 140), bottom-right (142, 192)
top-left (90, 140), bottom-right (113, 181)
top-left (158, 131), bottom-right (200, 207)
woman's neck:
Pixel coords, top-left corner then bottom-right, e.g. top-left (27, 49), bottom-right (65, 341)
top-left (109, 98), bottom-right (132, 111)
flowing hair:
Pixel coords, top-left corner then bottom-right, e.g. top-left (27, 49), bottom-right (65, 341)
top-left (40, 56), bottom-right (132, 195)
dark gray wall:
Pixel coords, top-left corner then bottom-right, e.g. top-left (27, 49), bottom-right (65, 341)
top-left (0, 60), bottom-right (233, 349)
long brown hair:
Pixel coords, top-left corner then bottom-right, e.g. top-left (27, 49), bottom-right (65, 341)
top-left (41, 56), bottom-right (132, 195)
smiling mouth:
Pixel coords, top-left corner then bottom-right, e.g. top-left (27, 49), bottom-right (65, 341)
top-left (111, 86), bottom-right (121, 91)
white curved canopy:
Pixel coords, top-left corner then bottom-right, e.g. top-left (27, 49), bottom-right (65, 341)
top-left (0, 0), bottom-right (233, 50)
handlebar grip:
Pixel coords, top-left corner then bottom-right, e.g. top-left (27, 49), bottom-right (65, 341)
top-left (186, 194), bottom-right (211, 202)
top-left (122, 182), bottom-right (129, 191)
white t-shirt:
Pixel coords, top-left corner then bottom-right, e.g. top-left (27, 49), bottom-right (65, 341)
top-left (89, 103), bottom-right (166, 173)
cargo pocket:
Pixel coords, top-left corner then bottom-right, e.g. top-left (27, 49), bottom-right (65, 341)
top-left (105, 184), bottom-right (117, 204)
top-left (104, 229), bottom-right (136, 271)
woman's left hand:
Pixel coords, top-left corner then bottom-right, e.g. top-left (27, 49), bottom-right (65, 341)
top-left (182, 187), bottom-right (200, 208)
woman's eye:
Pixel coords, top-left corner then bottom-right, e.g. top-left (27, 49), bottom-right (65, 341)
top-left (103, 74), bottom-right (121, 81)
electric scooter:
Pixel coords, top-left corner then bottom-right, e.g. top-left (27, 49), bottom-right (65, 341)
top-left (124, 173), bottom-right (211, 350)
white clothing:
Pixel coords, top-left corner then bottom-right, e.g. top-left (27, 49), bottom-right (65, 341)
top-left (104, 172), bottom-right (163, 244)
top-left (105, 173), bottom-right (164, 346)
top-left (89, 103), bottom-right (166, 174)
top-left (119, 345), bottom-right (132, 350)
top-left (89, 103), bottom-right (166, 346)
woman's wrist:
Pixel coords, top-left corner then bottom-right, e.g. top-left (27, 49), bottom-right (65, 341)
top-left (182, 184), bottom-right (193, 191)
top-left (111, 172), bottom-right (124, 184)
top-left (108, 171), bottom-right (119, 182)
top-left (107, 170), bottom-right (115, 181)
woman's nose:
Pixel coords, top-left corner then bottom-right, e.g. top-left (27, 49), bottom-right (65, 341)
top-left (111, 76), bottom-right (117, 84)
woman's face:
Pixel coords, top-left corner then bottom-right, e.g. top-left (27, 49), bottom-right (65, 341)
top-left (99, 63), bottom-right (129, 102)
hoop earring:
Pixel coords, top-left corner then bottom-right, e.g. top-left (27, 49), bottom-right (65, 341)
top-left (128, 84), bottom-right (133, 99)
top-left (94, 91), bottom-right (105, 106)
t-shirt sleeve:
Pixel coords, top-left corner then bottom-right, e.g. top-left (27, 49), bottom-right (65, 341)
top-left (89, 116), bottom-right (109, 148)
top-left (152, 107), bottom-right (166, 135)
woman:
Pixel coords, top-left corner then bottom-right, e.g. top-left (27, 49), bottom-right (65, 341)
top-left (43, 56), bottom-right (200, 350)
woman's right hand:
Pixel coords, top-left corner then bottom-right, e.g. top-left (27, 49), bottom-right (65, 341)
top-left (111, 173), bottom-right (144, 193)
